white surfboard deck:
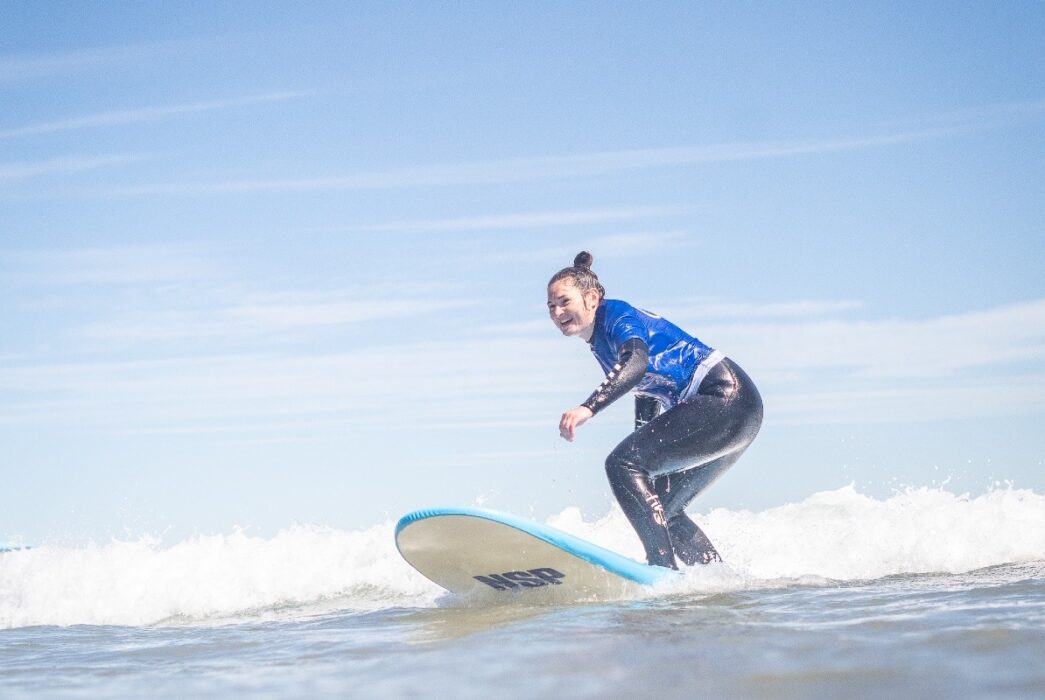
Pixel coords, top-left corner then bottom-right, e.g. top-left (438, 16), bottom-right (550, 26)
top-left (395, 507), bottom-right (677, 602)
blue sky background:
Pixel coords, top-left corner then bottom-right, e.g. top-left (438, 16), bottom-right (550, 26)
top-left (2, 1), bottom-right (1044, 544)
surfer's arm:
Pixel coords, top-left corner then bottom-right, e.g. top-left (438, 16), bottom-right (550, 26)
top-left (581, 338), bottom-right (649, 416)
top-left (560, 338), bottom-right (648, 442)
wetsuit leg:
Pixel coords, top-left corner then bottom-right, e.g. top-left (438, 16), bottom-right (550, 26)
top-left (605, 461), bottom-right (677, 568)
top-left (665, 511), bottom-right (721, 565)
top-left (654, 450), bottom-right (745, 565)
top-left (605, 359), bottom-right (763, 568)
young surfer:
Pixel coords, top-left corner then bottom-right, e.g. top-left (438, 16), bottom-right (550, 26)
top-left (548, 251), bottom-right (763, 569)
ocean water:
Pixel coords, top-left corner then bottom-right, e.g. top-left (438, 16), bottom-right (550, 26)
top-left (2, 485), bottom-right (1044, 699)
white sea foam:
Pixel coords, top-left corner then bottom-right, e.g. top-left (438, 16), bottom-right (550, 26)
top-left (0, 522), bottom-right (443, 629)
top-left (1, 485), bottom-right (1043, 629)
top-left (550, 484), bottom-right (1045, 590)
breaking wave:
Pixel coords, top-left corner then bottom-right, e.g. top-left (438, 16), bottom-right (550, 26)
top-left (2, 485), bottom-right (1043, 629)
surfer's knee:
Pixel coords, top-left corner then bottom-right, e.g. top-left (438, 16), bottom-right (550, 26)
top-left (604, 448), bottom-right (648, 494)
top-left (604, 445), bottom-right (630, 475)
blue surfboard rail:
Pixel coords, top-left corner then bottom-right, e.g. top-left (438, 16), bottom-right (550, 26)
top-left (396, 507), bottom-right (677, 586)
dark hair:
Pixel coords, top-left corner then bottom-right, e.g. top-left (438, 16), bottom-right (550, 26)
top-left (548, 251), bottom-right (606, 300)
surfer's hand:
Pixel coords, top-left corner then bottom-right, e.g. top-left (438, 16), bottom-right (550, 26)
top-left (559, 406), bottom-right (593, 442)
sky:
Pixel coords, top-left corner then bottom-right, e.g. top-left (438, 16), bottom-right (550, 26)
top-left (2, 1), bottom-right (1044, 545)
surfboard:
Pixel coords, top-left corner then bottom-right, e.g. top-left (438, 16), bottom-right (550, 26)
top-left (395, 507), bottom-right (677, 601)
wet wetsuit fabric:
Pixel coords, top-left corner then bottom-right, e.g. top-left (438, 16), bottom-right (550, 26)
top-left (583, 300), bottom-right (764, 569)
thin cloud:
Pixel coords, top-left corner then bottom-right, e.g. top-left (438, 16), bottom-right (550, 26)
top-left (772, 374), bottom-right (1045, 425)
top-left (0, 153), bottom-right (151, 182)
top-left (704, 299), bottom-right (1045, 380)
top-left (669, 299), bottom-right (865, 320)
top-left (64, 126), bottom-right (983, 199)
top-left (79, 297), bottom-right (477, 342)
top-left (476, 320), bottom-right (550, 336)
top-left (0, 36), bottom-right (227, 83)
top-left (0, 245), bottom-right (215, 286)
top-left (21, 96), bottom-right (1045, 198)
top-left (481, 231), bottom-right (690, 266)
top-left (307, 205), bottom-right (683, 234)
top-left (868, 96), bottom-right (1045, 134)
top-left (0, 91), bottom-right (312, 139)
top-left (2, 297), bottom-right (1043, 434)
top-left (0, 337), bottom-right (576, 432)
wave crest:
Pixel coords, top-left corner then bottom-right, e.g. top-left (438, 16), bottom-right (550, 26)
top-left (2, 485), bottom-right (1043, 628)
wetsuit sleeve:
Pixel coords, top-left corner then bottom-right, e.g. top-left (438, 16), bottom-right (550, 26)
top-left (635, 395), bottom-right (661, 431)
top-left (581, 338), bottom-right (649, 415)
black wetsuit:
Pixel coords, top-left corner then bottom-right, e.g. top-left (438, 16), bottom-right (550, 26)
top-left (580, 301), bottom-right (763, 569)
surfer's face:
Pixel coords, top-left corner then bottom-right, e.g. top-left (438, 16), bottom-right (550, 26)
top-left (547, 280), bottom-right (599, 340)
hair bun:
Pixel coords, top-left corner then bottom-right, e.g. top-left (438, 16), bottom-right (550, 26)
top-left (573, 251), bottom-right (594, 269)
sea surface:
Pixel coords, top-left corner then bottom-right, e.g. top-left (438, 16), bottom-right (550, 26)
top-left (2, 485), bottom-right (1044, 699)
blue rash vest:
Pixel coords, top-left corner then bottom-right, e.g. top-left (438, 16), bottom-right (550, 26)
top-left (587, 299), bottom-right (724, 409)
